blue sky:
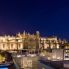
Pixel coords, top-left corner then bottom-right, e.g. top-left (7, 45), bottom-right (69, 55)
top-left (0, 0), bottom-right (69, 39)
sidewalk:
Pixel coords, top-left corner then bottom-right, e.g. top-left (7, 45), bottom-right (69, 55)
top-left (38, 61), bottom-right (54, 69)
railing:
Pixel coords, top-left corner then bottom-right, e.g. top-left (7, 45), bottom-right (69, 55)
top-left (12, 54), bottom-right (20, 69)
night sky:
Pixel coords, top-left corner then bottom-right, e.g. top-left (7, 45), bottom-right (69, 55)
top-left (0, 0), bottom-right (69, 39)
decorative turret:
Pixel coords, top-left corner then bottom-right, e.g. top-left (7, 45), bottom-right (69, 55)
top-left (23, 30), bottom-right (26, 38)
top-left (17, 32), bottom-right (21, 37)
top-left (36, 31), bottom-right (40, 38)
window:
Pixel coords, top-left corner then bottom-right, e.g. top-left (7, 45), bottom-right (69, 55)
top-left (18, 44), bottom-right (21, 48)
top-left (65, 56), bottom-right (69, 58)
top-left (11, 44), bottom-right (13, 48)
top-left (65, 50), bottom-right (69, 53)
top-left (3, 44), bottom-right (5, 48)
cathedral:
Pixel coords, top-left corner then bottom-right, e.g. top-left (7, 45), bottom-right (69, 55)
top-left (0, 31), bottom-right (68, 53)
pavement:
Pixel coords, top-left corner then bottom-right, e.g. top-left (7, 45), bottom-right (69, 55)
top-left (12, 54), bottom-right (55, 69)
top-left (38, 62), bottom-right (54, 69)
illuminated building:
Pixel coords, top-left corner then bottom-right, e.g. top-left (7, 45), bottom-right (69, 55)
top-left (40, 36), bottom-right (61, 50)
top-left (0, 31), bottom-right (68, 53)
top-left (0, 31), bottom-right (40, 53)
top-left (52, 49), bottom-right (64, 61)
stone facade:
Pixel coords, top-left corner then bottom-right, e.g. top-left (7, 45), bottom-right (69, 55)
top-left (0, 31), bottom-right (68, 52)
top-left (0, 31), bottom-right (40, 52)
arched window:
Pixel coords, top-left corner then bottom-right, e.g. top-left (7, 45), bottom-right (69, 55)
top-left (11, 44), bottom-right (13, 48)
top-left (18, 43), bottom-right (21, 48)
top-left (3, 44), bottom-right (5, 48)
